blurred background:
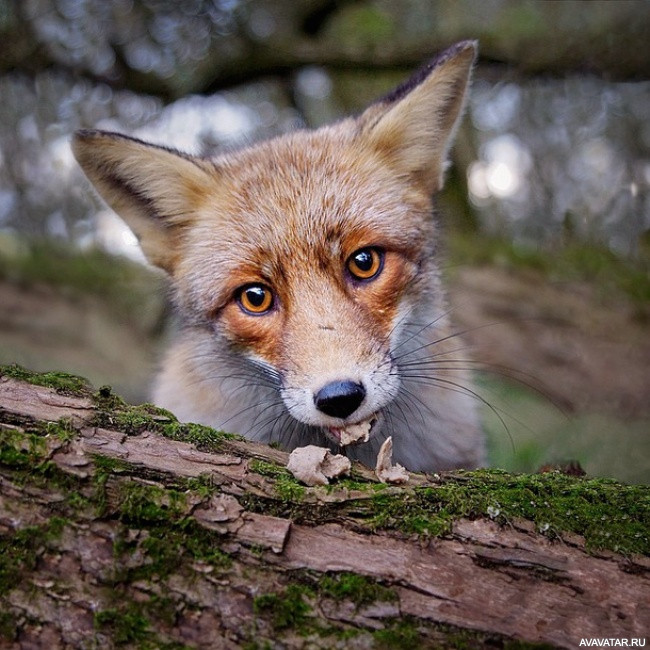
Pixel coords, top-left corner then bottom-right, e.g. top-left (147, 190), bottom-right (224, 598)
top-left (0, 0), bottom-right (648, 482)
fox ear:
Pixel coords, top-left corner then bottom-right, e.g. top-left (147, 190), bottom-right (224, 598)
top-left (358, 40), bottom-right (476, 193)
top-left (72, 130), bottom-right (213, 272)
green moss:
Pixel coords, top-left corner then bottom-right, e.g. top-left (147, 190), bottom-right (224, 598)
top-left (274, 475), bottom-right (306, 502)
top-left (91, 454), bottom-right (129, 516)
top-left (2, 370), bottom-right (648, 560)
top-left (240, 469), bottom-right (648, 556)
top-left (253, 584), bottom-right (314, 631)
top-left (249, 460), bottom-right (307, 502)
top-left (328, 477), bottom-right (390, 493)
top-left (374, 620), bottom-right (422, 649)
top-left (93, 597), bottom-right (189, 648)
top-left (0, 363), bottom-right (90, 395)
top-left (65, 490), bottom-right (91, 511)
top-left (249, 459), bottom-right (287, 478)
top-left (113, 482), bottom-right (231, 573)
top-left (110, 519), bottom-right (231, 584)
top-left (0, 429), bottom-right (86, 503)
top-left (251, 588), bottom-right (550, 650)
top-left (243, 641), bottom-right (274, 650)
top-left (250, 570), bottom-right (396, 640)
top-left (118, 482), bottom-right (187, 524)
top-left (1, 431), bottom-right (232, 585)
top-left (172, 522), bottom-right (232, 567)
top-left (94, 606), bottom-right (150, 645)
top-left (164, 419), bottom-right (244, 448)
top-left (319, 572), bottom-right (396, 606)
top-left (92, 386), bottom-right (243, 451)
top-left (0, 611), bottom-right (17, 641)
top-left (364, 470), bottom-right (649, 555)
top-left (0, 428), bottom-right (45, 468)
top-left (1, 412), bottom-right (77, 447)
top-left (45, 417), bottom-right (77, 441)
top-left (250, 586), bottom-right (554, 650)
top-left (0, 516), bottom-right (67, 594)
top-left (93, 454), bottom-right (131, 475)
top-left (183, 473), bottom-right (218, 499)
top-left (372, 617), bottom-right (557, 650)
top-left (250, 460), bottom-right (384, 499)
top-left (109, 481), bottom-right (231, 582)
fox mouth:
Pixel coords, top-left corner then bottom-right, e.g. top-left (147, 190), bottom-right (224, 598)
top-left (326, 416), bottom-right (378, 446)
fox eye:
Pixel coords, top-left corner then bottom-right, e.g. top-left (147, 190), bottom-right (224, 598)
top-left (237, 284), bottom-right (274, 315)
top-left (347, 247), bottom-right (384, 281)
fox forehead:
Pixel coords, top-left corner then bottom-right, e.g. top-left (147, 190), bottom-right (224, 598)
top-left (177, 125), bottom-right (434, 307)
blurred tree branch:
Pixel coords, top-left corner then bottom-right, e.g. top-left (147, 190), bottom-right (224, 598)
top-left (2, 0), bottom-right (649, 102)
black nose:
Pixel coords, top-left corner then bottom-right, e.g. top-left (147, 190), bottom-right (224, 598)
top-left (314, 380), bottom-right (366, 419)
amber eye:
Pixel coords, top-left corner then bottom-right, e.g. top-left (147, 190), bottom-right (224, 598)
top-left (237, 284), bottom-right (274, 315)
top-left (347, 247), bottom-right (384, 281)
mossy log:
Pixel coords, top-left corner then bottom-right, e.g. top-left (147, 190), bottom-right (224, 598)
top-left (0, 365), bottom-right (648, 649)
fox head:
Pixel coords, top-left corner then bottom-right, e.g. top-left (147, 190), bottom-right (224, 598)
top-left (72, 41), bottom-right (477, 457)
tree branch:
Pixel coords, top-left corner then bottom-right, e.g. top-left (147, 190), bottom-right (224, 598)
top-left (0, 366), bottom-right (648, 647)
top-left (2, 0), bottom-right (649, 103)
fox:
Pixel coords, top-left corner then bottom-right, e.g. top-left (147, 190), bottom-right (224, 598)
top-left (72, 40), bottom-right (486, 472)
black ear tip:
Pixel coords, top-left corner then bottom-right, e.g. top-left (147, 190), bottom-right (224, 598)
top-left (377, 40), bottom-right (477, 107)
top-left (440, 40), bottom-right (479, 64)
top-left (72, 130), bottom-right (106, 149)
top-left (457, 39), bottom-right (479, 53)
top-left (73, 129), bottom-right (130, 143)
top-left (73, 128), bottom-right (98, 140)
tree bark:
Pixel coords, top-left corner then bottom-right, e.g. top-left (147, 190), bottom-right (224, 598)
top-left (0, 367), bottom-right (648, 649)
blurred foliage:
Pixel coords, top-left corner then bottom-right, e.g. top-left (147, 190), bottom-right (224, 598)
top-left (466, 79), bottom-right (650, 257)
top-left (482, 376), bottom-right (650, 485)
top-left (4, 0), bottom-right (649, 92)
top-left (0, 238), bottom-right (165, 325)
top-left (0, 239), bottom-right (166, 402)
top-left (0, 0), bottom-right (648, 481)
top-left (449, 231), bottom-right (650, 313)
top-left (0, 0), bottom-right (648, 257)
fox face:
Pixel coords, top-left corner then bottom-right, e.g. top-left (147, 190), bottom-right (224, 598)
top-left (72, 41), bottom-right (485, 471)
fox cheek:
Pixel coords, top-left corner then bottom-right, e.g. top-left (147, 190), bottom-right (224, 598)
top-left (216, 304), bottom-right (285, 371)
top-left (351, 255), bottom-right (419, 345)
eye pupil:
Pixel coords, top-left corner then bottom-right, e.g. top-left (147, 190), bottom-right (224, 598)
top-left (238, 284), bottom-right (273, 314)
top-left (245, 287), bottom-right (265, 307)
top-left (354, 251), bottom-right (373, 272)
top-left (347, 247), bottom-right (383, 281)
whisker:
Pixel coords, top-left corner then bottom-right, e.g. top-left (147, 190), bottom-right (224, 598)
top-left (218, 395), bottom-right (284, 430)
top-left (393, 388), bottom-right (423, 424)
top-left (277, 412), bottom-right (299, 447)
top-left (392, 384), bottom-right (430, 429)
top-left (387, 394), bottom-right (415, 430)
top-left (390, 306), bottom-right (457, 356)
top-left (393, 320), bottom-right (505, 363)
top-left (399, 359), bottom-right (566, 415)
top-left (246, 400), bottom-right (290, 439)
top-left (394, 315), bottom-right (556, 365)
top-left (266, 410), bottom-right (287, 446)
top-left (402, 374), bottom-right (515, 453)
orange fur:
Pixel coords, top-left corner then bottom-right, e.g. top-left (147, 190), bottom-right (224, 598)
top-left (72, 41), bottom-right (486, 471)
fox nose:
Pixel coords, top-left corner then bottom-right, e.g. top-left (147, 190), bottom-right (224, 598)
top-left (314, 380), bottom-right (366, 419)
